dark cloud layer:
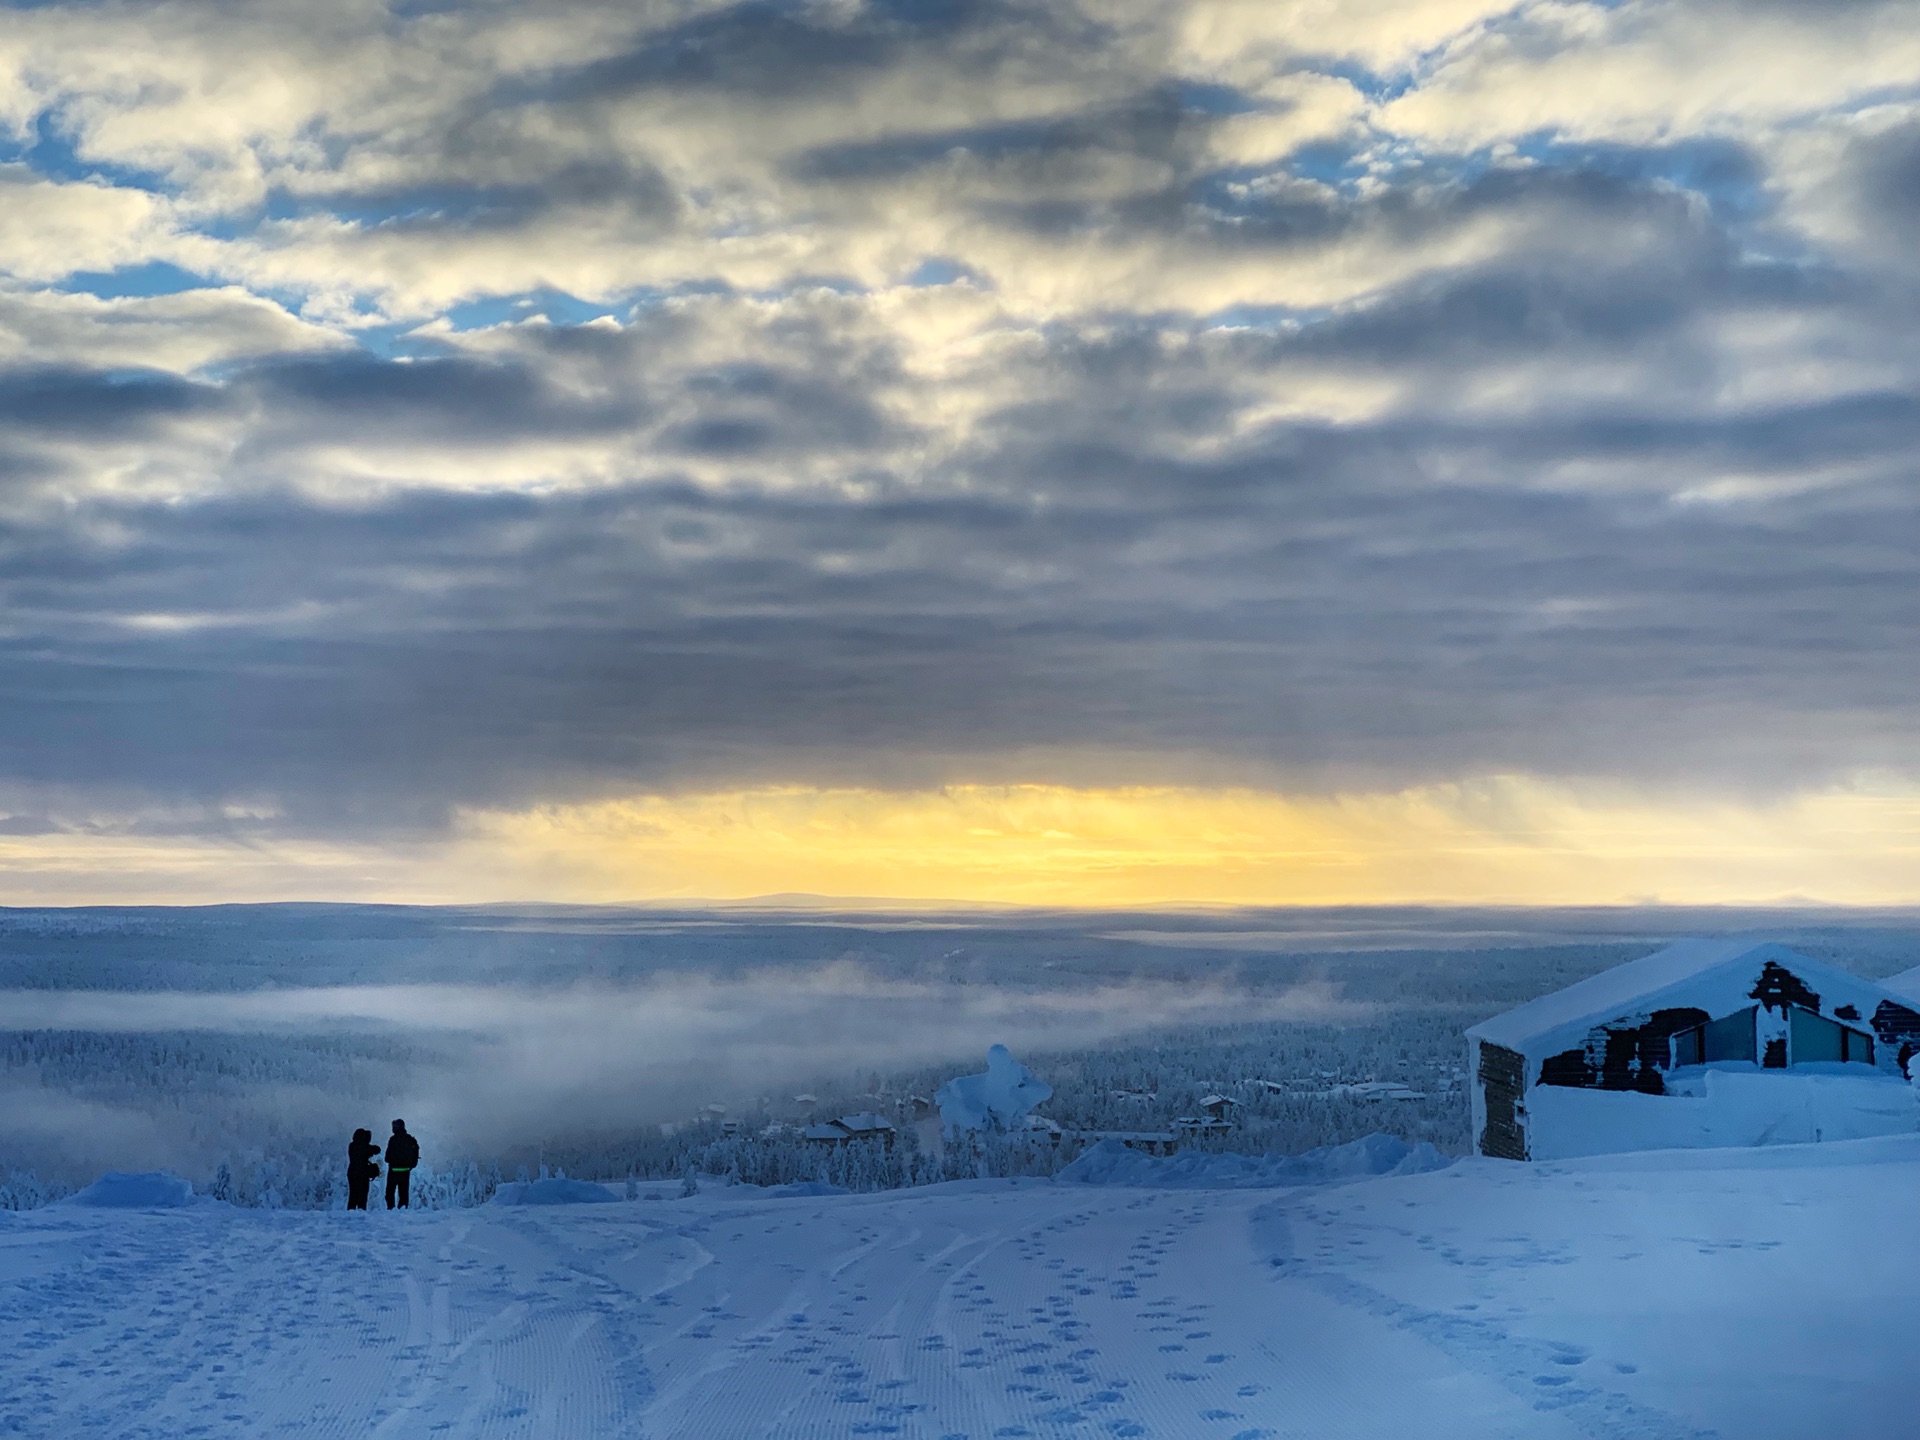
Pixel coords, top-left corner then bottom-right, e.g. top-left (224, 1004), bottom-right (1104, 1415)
top-left (0, 0), bottom-right (1914, 842)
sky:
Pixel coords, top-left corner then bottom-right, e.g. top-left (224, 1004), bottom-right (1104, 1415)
top-left (0, 0), bottom-right (1915, 906)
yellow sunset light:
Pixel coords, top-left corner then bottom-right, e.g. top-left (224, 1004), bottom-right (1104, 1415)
top-left (7, 775), bottom-right (1911, 908)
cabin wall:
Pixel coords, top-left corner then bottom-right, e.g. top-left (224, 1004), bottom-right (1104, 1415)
top-left (1475, 1040), bottom-right (1529, 1160)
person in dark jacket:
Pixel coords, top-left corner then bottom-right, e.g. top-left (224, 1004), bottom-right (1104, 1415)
top-left (346, 1128), bottom-right (381, 1211)
top-left (385, 1119), bottom-right (420, 1209)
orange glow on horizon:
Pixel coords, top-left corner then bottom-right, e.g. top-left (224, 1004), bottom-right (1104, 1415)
top-left (1, 775), bottom-right (1915, 908)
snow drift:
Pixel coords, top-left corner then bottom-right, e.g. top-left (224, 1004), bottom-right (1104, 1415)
top-left (63, 1171), bottom-right (199, 1208)
top-left (488, 1177), bottom-right (619, 1206)
top-left (1057, 1131), bottom-right (1452, 1188)
top-left (1527, 1065), bottom-right (1918, 1160)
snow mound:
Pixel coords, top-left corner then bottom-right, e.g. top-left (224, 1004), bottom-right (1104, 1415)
top-left (64, 1171), bottom-right (198, 1209)
top-left (935, 1044), bottom-right (1053, 1133)
top-left (765, 1180), bottom-right (850, 1198)
top-left (1057, 1132), bottom-right (1452, 1189)
top-left (489, 1178), bottom-right (620, 1206)
top-left (1528, 1066), bottom-right (1918, 1160)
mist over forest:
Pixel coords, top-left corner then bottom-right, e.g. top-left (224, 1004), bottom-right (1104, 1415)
top-left (4, 903), bottom-right (1915, 1207)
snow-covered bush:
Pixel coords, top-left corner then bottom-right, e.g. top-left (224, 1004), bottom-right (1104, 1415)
top-left (0, 1167), bottom-right (72, 1210)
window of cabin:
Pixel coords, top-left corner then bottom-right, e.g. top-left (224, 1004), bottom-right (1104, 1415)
top-left (1787, 1006), bottom-right (1872, 1064)
top-left (1703, 1006), bottom-right (1757, 1063)
top-left (1840, 1026), bottom-right (1875, 1065)
top-left (1672, 1025), bottom-right (1704, 1067)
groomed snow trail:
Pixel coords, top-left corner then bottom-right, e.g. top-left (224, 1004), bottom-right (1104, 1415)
top-left (611, 1183), bottom-right (1582, 1440)
top-left (2, 1136), bottom-right (1913, 1439)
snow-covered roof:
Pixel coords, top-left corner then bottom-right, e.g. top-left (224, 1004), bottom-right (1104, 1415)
top-left (1466, 938), bottom-right (1901, 1056)
top-left (1884, 965), bottom-right (1920, 1004)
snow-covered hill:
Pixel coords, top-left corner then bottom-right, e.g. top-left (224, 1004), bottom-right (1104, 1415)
top-left (2, 1136), bottom-right (1912, 1439)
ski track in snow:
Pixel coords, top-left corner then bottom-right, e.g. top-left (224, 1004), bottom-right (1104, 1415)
top-left (2, 1137), bottom-right (1914, 1440)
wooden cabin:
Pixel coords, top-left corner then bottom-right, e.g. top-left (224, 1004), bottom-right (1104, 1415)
top-left (1467, 939), bottom-right (1920, 1161)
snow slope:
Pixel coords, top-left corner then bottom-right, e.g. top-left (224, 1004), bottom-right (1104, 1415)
top-left (2, 1137), bottom-right (1912, 1439)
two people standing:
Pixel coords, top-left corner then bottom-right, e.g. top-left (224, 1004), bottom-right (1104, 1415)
top-left (345, 1119), bottom-right (421, 1210)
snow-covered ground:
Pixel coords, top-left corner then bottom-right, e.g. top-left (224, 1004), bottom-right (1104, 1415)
top-left (2, 1136), bottom-right (1913, 1440)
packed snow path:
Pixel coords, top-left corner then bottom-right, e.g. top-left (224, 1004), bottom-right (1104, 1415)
top-left (2, 1137), bottom-right (1914, 1439)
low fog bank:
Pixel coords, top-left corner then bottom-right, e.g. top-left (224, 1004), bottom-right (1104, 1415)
top-left (2, 905), bottom-right (1915, 1198)
top-left (0, 968), bottom-right (1358, 1186)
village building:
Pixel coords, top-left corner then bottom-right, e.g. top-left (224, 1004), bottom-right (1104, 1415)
top-left (1022, 1114), bottom-right (1064, 1141)
top-left (1171, 1095), bottom-right (1241, 1138)
top-left (802, 1112), bottom-right (898, 1149)
top-left (1467, 938), bottom-right (1920, 1161)
top-left (835, 1112), bottom-right (896, 1146)
top-left (1339, 1081), bottom-right (1428, 1102)
top-left (1172, 1116), bottom-right (1233, 1138)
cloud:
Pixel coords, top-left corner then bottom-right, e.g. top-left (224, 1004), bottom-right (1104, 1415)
top-left (1378, 0), bottom-right (1920, 151)
top-left (0, 286), bottom-right (345, 375)
top-left (0, 167), bottom-right (180, 280)
top-left (0, 0), bottom-right (1909, 895)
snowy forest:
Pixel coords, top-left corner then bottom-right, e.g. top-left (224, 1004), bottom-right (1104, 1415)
top-left (4, 904), bottom-right (1916, 1210)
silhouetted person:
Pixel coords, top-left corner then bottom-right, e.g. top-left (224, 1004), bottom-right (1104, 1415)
top-left (346, 1127), bottom-right (381, 1211)
top-left (385, 1119), bottom-right (420, 1209)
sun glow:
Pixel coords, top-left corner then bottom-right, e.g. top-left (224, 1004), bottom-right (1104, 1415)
top-left (446, 778), bottom-right (1920, 907)
top-left (5, 775), bottom-right (1912, 907)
